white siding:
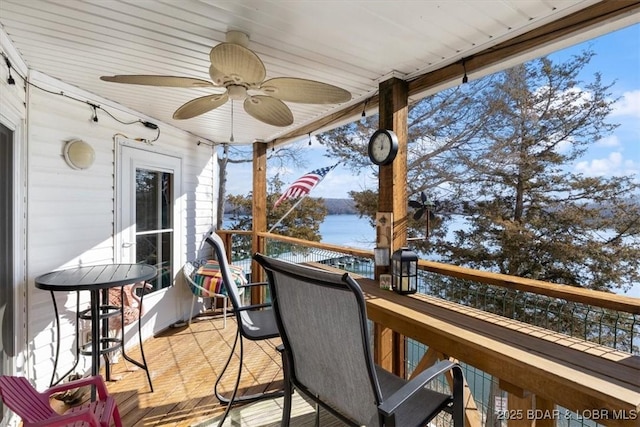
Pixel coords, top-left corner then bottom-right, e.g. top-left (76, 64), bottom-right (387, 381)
top-left (1, 28), bottom-right (29, 427)
top-left (24, 72), bottom-right (217, 389)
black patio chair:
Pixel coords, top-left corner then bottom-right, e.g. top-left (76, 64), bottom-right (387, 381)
top-left (254, 253), bottom-right (465, 427)
top-left (203, 232), bottom-right (283, 425)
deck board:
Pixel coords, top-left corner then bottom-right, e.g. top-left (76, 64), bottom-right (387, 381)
top-left (103, 312), bottom-right (287, 426)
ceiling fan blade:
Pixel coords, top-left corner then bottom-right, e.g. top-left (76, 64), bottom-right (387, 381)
top-left (244, 96), bottom-right (293, 127)
top-left (209, 43), bottom-right (266, 85)
top-left (173, 93), bottom-right (229, 120)
top-left (100, 75), bottom-right (214, 88)
top-left (260, 77), bottom-right (351, 104)
top-left (408, 200), bottom-right (423, 209)
top-left (413, 210), bottom-right (425, 221)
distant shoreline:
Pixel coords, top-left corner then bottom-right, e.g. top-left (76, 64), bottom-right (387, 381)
top-left (225, 198), bottom-right (356, 215)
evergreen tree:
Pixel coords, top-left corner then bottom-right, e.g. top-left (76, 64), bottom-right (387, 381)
top-left (318, 51), bottom-right (640, 293)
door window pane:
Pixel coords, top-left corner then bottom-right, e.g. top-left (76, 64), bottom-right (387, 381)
top-left (135, 169), bottom-right (173, 290)
top-left (136, 170), bottom-right (172, 232)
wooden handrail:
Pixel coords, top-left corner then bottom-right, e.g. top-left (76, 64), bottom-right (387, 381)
top-left (418, 259), bottom-right (640, 315)
top-left (255, 231), bottom-right (373, 259)
top-left (219, 230), bottom-right (640, 315)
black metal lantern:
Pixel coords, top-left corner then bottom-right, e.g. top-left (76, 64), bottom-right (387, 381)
top-left (391, 247), bottom-right (418, 294)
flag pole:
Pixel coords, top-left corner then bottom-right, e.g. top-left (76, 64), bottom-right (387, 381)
top-left (268, 193), bottom-right (309, 233)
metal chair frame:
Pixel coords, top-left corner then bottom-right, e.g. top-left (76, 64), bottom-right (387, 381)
top-left (254, 253), bottom-right (465, 427)
top-left (204, 232), bottom-right (284, 427)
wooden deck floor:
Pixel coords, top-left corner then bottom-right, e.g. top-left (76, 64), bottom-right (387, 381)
top-left (102, 312), bottom-right (287, 426)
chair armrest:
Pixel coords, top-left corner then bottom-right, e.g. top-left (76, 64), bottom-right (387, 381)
top-left (234, 281), bottom-right (272, 310)
top-left (236, 302), bottom-right (272, 311)
top-left (238, 281), bottom-right (269, 289)
top-left (378, 360), bottom-right (463, 419)
top-left (45, 375), bottom-right (110, 400)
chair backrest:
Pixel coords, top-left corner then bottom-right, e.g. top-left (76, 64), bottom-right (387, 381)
top-left (183, 260), bottom-right (203, 296)
top-left (0, 376), bottom-right (53, 423)
top-left (253, 254), bottom-right (383, 426)
top-left (204, 232), bottom-right (252, 322)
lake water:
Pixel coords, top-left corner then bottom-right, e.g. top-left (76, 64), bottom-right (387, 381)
top-left (317, 215), bottom-right (640, 298)
top-left (319, 214), bottom-right (375, 248)
top-left (226, 214), bottom-right (639, 297)
top-left (224, 214), bottom-right (375, 248)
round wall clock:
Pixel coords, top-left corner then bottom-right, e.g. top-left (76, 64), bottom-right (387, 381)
top-left (368, 129), bottom-right (399, 165)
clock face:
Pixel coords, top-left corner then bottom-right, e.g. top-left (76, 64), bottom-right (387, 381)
top-left (371, 133), bottom-right (391, 161)
top-left (368, 129), bottom-right (398, 165)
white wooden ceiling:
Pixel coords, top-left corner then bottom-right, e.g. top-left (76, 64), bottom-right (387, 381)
top-left (0, 0), bottom-right (634, 145)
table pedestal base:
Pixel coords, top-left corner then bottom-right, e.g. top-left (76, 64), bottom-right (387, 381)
top-left (48, 288), bottom-right (153, 396)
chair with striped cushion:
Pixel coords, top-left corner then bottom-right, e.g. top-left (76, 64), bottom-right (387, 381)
top-left (0, 374), bottom-right (122, 427)
top-left (183, 260), bottom-right (230, 327)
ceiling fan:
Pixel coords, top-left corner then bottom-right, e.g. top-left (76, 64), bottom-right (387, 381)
top-left (100, 31), bottom-right (351, 127)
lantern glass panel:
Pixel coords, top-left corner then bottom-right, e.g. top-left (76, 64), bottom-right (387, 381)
top-left (390, 247), bottom-right (418, 295)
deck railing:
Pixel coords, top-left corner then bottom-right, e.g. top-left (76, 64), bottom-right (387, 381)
top-left (225, 230), bottom-right (639, 354)
top-left (217, 230), bottom-right (640, 426)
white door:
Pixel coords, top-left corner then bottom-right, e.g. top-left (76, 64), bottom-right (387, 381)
top-left (119, 145), bottom-right (182, 292)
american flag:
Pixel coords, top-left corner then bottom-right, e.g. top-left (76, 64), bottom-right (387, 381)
top-left (274, 163), bottom-right (339, 208)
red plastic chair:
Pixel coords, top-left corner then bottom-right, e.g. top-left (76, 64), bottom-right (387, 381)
top-left (0, 375), bottom-right (122, 427)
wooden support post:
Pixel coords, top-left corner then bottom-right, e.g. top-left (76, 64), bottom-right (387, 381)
top-left (507, 394), bottom-right (536, 427)
top-left (251, 142), bottom-right (267, 304)
top-left (534, 397), bottom-right (555, 427)
top-left (373, 323), bottom-right (394, 372)
top-left (378, 77), bottom-right (408, 379)
top-left (501, 381), bottom-right (557, 427)
top-left (378, 77), bottom-right (408, 249)
top-left (506, 394), bottom-right (557, 427)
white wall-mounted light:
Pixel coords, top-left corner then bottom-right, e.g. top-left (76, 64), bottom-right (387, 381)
top-left (63, 139), bottom-right (95, 170)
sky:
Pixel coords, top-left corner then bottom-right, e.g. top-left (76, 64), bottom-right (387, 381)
top-left (225, 23), bottom-right (639, 199)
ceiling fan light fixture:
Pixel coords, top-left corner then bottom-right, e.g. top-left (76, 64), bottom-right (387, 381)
top-left (228, 85), bottom-right (247, 100)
